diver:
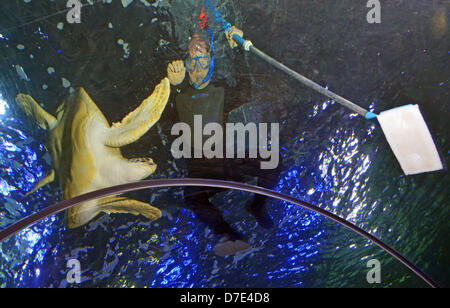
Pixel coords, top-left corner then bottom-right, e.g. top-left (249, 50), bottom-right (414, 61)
top-left (166, 23), bottom-right (281, 256)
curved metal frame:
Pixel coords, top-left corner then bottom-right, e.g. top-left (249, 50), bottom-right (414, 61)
top-left (0, 178), bottom-right (440, 288)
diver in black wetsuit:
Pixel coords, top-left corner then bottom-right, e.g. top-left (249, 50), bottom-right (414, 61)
top-left (167, 26), bottom-right (281, 256)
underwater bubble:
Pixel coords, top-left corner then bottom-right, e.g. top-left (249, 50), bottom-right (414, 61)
top-left (47, 67), bottom-right (55, 75)
top-left (15, 65), bottom-right (30, 81)
top-left (121, 0), bottom-right (134, 8)
top-left (117, 39), bottom-right (131, 60)
top-left (62, 78), bottom-right (71, 88)
top-left (140, 0), bottom-right (152, 7)
top-left (57, 22), bottom-right (64, 31)
top-left (16, 44), bottom-right (25, 50)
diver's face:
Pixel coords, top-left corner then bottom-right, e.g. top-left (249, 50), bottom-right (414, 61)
top-left (187, 39), bottom-right (211, 89)
top-left (187, 58), bottom-right (210, 89)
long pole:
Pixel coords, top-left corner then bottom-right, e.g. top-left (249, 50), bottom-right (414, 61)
top-left (232, 34), bottom-right (376, 119)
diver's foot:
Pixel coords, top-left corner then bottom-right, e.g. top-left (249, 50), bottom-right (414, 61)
top-left (245, 201), bottom-right (274, 229)
top-left (213, 235), bottom-right (251, 257)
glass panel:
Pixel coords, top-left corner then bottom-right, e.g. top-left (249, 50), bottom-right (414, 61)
top-left (0, 0), bottom-right (447, 288)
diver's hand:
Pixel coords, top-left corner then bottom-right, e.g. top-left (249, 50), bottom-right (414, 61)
top-left (167, 60), bottom-right (186, 86)
top-left (226, 26), bottom-right (244, 49)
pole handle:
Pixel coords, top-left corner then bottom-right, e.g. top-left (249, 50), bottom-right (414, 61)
top-left (232, 33), bottom-right (246, 46)
top-left (232, 34), bottom-right (253, 51)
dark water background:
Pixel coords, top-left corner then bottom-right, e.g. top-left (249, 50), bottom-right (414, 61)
top-left (0, 0), bottom-right (448, 287)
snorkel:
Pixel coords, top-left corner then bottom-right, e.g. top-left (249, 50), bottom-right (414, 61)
top-left (197, 30), bottom-right (214, 89)
top-left (191, 30), bottom-right (215, 89)
top-left (203, 0), bottom-right (232, 32)
top-left (190, 7), bottom-right (216, 90)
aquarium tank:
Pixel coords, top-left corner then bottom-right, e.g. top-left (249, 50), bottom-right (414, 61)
top-left (0, 0), bottom-right (448, 289)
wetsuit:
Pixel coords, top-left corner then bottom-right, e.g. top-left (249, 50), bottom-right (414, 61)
top-left (175, 83), bottom-right (281, 240)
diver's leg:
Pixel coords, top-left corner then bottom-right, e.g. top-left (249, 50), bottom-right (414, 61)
top-left (244, 160), bottom-right (282, 229)
top-left (184, 158), bottom-right (251, 256)
top-left (184, 191), bottom-right (244, 241)
top-left (245, 191), bottom-right (274, 229)
top-left (224, 157), bottom-right (275, 228)
top-left (185, 191), bottom-right (252, 257)
top-left (184, 158), bottom-right (240, 238)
